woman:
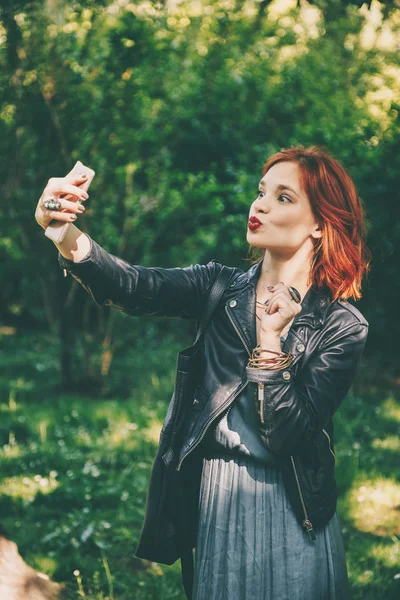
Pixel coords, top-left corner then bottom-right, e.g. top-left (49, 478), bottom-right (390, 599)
top-left (35, 145), bottom-right (370, 599)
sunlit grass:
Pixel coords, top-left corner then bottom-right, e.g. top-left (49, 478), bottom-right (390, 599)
top-left (0, 443), bottom-right (22, 458)
top-left (100, 421), bottom-right (139, 450)
top-left (347, 476), bottom-right (400, 536)
top-left (372, 435), bottom-right (400, 452)
top-left (141, 419), bottom-right (163, 445)
top-left (382, 395), bottom-right (400, 423)
top-left (31, 556), bottom-right (59, 578)
top-left (90, 401), bottom-right (162, 450)
top-left (356, 568), bottom-right (375, 586)
top-left (369, 537), bottom-right (400, 569)
top-left (0, 472), bottom-right (59, 501)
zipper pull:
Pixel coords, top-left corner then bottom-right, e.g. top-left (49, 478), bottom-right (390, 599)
top-left (303, 519), bottom-right (316, 541)
top-left (63, 268), bottom-right (67, 278)
top-left (258, 382), bottom-right (264, 424)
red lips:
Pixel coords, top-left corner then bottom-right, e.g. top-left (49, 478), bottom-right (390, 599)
top-left (248, 216), bottom-right (262, 231)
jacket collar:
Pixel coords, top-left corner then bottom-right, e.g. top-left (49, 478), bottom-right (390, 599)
top-left (245, 258), bottom-right (332, 325)
top-left (225, 258), bottom-right (333, 355)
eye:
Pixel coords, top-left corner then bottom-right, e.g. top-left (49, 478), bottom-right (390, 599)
top-left (257, 190), bottom-right (292, 203)
top-left (278, 195), bottom-right (292, 204)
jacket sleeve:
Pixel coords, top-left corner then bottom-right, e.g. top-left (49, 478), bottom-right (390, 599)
top-left (57, 234), bottom-right (222, 320)
top-left (246, 321), bottom-right (369, 456)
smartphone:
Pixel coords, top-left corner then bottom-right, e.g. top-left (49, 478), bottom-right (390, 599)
top-left (44, 160), bottom-right (95, 245)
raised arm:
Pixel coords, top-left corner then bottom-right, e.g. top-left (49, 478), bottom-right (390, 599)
top-left (57, 234), bottom-right (222, 320)
top-left (35, 173), bottom-right (224, 321)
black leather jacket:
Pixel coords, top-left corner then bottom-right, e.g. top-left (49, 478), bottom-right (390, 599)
top-left (58, 234), bottom-right (369, 547)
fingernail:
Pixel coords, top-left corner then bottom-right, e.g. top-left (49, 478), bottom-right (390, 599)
top-left (71, 215), bottom-right (77, 220)
top-left (82, 192), bottom-right (89, 199)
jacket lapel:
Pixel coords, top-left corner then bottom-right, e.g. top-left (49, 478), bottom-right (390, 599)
top-left (225, 258), bottom-right (333, 356)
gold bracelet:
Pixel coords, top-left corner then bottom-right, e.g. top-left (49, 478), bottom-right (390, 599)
top-left (248, 360), bottom-right (293, 368)
top-left (249, 345), bottom-right (293, 367)
top-left (250, 348), bottom-right (290, 360)
top-left (248, 351), bottom-right (294, 370)
top-left (252, 345), bottom-right (287, 356)
top-left (249, 354), bottom-right (291, 366)
top-left (248, 362), bottom-right (293, 370)
top-left (251, 353), bottom-right (287, 361)
top-left (254, 349), bottom-right (284, 356)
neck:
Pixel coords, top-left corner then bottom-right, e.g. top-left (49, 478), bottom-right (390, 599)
top-left (257, 248), bottom-right (314, 301)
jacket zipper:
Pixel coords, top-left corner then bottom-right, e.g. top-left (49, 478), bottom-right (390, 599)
top-left (258, 383), bottom-right (265, 424)
top-left (214, 402), bottom-right (234, 427)
top-left (176, 379), bottom-right (249, 471)
top-left (290, 456), bottom-right (316, 541)
top-left (322, 428), bottom-right (336, 459)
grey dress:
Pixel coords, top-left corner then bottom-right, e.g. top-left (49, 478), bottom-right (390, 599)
top-left (192, 332), bottom-right (350, 600)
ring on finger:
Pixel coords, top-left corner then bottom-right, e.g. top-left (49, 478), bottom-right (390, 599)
top-left (288, 286), bottom-right (301, 303)
top-left (44, 198), bottom-right (62, 211)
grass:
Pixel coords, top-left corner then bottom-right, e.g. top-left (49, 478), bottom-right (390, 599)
top-left (0, 331), bottom-right (399, 599)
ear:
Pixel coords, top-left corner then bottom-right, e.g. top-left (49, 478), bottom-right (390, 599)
top-left (311, 226), bottom-right (322, 239)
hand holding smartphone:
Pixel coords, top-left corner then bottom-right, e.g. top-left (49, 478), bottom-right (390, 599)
top-left (44, 161), bottom-right (95, 244)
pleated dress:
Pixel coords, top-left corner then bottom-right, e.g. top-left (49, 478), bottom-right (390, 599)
top-left (192, 332), bottom-right (350, 600)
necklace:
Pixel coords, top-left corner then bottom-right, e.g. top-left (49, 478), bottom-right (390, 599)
top-left (255, 297), bottom-right (270, 321)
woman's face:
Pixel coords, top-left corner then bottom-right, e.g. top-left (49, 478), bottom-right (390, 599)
top-left (247, 161), bottom-right (321, 255)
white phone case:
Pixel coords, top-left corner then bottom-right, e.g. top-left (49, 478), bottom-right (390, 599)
top-left (44, 160), bottom-right (95, 244)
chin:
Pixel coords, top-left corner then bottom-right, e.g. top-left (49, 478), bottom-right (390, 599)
top-left (246, 231), bottom-right (264, 245)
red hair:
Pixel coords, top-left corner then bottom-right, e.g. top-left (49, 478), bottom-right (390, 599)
top-left (247, 145), bottom-right (372, 301)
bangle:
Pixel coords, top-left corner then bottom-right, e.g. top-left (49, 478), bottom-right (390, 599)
top-left (248, 358), bottom-right (293, 370)
top-left (254, 347), bottom-right (284, 356)
top-left (247, 345), bottom-right (294, 370)
top-left (248, 357), bottom-right (293, 370)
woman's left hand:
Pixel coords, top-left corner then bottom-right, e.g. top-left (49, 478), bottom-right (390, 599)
top-left (259, 282), bottom-right (303, 336)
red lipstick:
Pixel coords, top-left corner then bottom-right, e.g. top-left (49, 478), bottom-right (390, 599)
top-left (248, 216), bottom-right (262, 231)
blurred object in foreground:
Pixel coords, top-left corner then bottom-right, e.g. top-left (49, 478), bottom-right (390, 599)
top-left (0, 534), bottom-right (61, 600)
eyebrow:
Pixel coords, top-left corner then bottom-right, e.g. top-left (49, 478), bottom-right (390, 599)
top-left (258, 182), bottom-right (299, 198)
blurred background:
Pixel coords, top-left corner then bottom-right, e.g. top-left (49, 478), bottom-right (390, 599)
top-left (0, 0), bottom-right (399, 598)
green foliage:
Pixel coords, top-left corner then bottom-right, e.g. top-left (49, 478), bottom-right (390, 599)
top-left (0, 0), bottom-right (399, 336)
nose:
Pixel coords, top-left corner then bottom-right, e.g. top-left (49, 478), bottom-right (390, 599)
top-left (253, 196), bottom-right (270, 214)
